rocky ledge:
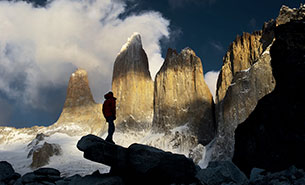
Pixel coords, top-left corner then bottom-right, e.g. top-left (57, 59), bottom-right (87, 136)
top-left (1, 135), bottom-right (305, 185)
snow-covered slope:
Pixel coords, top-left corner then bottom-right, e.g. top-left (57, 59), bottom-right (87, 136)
top-left (0, 123), bottom-right (208, 177)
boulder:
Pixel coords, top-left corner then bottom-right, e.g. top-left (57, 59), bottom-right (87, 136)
top-left (153, 48), bottom-right (215, 145)
top-left (30, 142), bottom-right (62, 169)
top-left (233, 19), bottom-right (305, 175)
top-left (0, 161), bottom-right (20, 185)
top-left (249, 166), bottom-right (305, 185)
top-left (195, 161), bottom-right (248, 185)
top-left (77, 134), bottom-right (197, 185)
top-left (112, 33), bottom-right (154, 131)
top-left (21, 167), bottom-right (62, 184)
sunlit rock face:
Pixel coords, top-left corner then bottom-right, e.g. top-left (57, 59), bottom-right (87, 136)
top-left (54, 69), bottom-right (106, 135)
top-left (233, 18), bottom-right (305, 176)
top-left (112, 33), bottom-right (154, 132)
top-left (216, 31), bottom-right (263, 103)
top-left (212, 4), bottom-right (305, 161)
top-left (213, 20), bottom-right (271, 162)
top-left (153, 48), bottom-right (215, 145)
top-left (275, 5), bottom-right (305, 26)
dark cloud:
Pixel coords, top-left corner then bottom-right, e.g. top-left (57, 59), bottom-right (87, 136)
top-left (168, 0), bottom-right (216, 9)
top-left (0, 98), bottom-right (12, 125)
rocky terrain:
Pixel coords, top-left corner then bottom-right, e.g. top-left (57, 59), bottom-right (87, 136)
top-left (233, 18), bottom-right (305, 176)
top-left (1, 135), bottom-right (305, 185)
top-left (0, 4), bottom-right (305, 185)
top-left (211, 4), bottom-right (305, 162)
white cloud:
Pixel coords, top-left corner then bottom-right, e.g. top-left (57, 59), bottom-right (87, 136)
top-left (204, 71), bottom-right (219, 101)
top-left (0, 0), bottom-right (170, 110)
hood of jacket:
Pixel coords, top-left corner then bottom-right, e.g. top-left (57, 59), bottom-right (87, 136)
top-left (104, 92), bottom-right (116, 100)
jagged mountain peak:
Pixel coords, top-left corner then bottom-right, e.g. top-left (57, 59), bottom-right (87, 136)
top-left (119, 32), bottom-right (143, 54)
top-left (64, 68), bottom-right (94, 108)
top-left (71, 68), bottom-right (87, 77)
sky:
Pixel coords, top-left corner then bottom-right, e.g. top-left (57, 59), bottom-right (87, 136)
top-left (0, 0), bottom-right (302, 128)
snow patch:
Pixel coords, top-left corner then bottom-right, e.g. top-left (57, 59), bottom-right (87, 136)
top-left (119, 32), bottom-right (142, 54)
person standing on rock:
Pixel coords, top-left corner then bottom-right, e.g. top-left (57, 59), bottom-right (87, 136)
top-left (102, 91), bottom-right (116, 144)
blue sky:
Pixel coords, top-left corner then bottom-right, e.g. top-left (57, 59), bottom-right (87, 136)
top-left (0, 0), bottom-right (303, 128)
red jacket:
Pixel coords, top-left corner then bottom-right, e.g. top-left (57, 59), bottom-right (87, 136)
top-left (102, 92), bottom-right (116, 118)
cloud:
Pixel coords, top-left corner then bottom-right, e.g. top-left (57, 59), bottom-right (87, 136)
top-left (0, 0), bottom-right (170, 117)
top-left (0, 98), bottom-right (12, 125)
top-left (168, 0), bottom-right (216, 9)
top-left (210, 41), bottom-right (224, 52)
top-left (204, 71), bottom-right (219, 101)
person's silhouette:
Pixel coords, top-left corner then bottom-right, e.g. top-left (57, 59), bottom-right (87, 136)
top-left (102, 91), bottom-right (116, 144)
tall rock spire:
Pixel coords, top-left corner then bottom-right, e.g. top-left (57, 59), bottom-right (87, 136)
top-left (54, 69), bottom-right (106, 134)
top-left (153, 48), bottom-right (215, 145)
top-left (112, 33), bottom-right (154, 131)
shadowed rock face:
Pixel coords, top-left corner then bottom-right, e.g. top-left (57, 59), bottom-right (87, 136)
top-left (77, 134), bottom-right (197, 185)
top-left (153, 48), bottom-right (215, 145)
top-left (54, 69), bottom-right (106, 135)
top-left (212, 5), bottom-right (305, 161)
top-left (112, 33), bottom-right (154, 132)
top-left (233, 19), bottom-right (305, 176)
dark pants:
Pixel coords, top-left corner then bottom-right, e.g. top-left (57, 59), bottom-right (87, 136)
top-left (105, 116), bottom-right (115, 142)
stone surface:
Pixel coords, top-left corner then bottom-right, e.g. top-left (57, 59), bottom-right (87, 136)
top-left (0, 161), bottom-right (20, 185)
top-left (196, 161), bottom-right (248, 185)
top-left (21, 167), bottom-right (62, 184)
top-left (153, 48), bottom-right (215, 145)
top-left (0, 161), bottom-right (15, 181)
top-left (77, 134), bottom-right (128, 169)
top-left (77, 134), bottom-right (197, 185)
top-left (276, 4), bottom-right (305, 26)
top-left (216, 31), bottom-right (263, 103)
top-left (212, 5), bottom-right (305, 162)
top-left (233, 19), bottom-right (305, 176)
top-left (53, 69), bottom-right (106, 135)
top-left (212, 45), bottom-right (275, 161)
top-left (112, 33), bottom-right (154, 132)
top-left (30, 142), bottom-right (62, 169)
top-left (249, 166), bottom-right (305, 185)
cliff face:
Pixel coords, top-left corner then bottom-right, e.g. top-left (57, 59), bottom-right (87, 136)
top-left (153, 48), bottom-right (215, 145)
top-left (216, 31), bottom-right (263, 102)
top-left (54, 69), bottom-right (106, 135)
top-left (212, 5), bottom-right (305, 161)
top-left (112, 33), bottom-right (154, 131)
top-left (233, 19), bottom-right (305, 176)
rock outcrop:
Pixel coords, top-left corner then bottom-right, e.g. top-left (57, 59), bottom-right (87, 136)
top-left (216, 31), bottom-right (263, 103)
top-left (276, 4), bottom-right (305, 26)
top-left (249, 166), bottom-right (305, 185)
top-left (233, 19), bottom-right (305, 176)
top-left (212, 5), bottom-right (305, 161)
top-left (54, 69), bottom-right (106, 135)
top-left (77, 134), bottom-right (197, 185)
top-left (0, 161), bottom-right (21, 185)
top-left (153, 48), bottom-right (215, 145)
top-left (196, 161), bottom-right (248, 185)
top-left (29, 142), bottom-right (62, 169)
top-left (112, 33), bottom-right (154, 131)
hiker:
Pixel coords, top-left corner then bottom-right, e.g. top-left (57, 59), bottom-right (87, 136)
top-left (102, 91), bottom-right (116, 144)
